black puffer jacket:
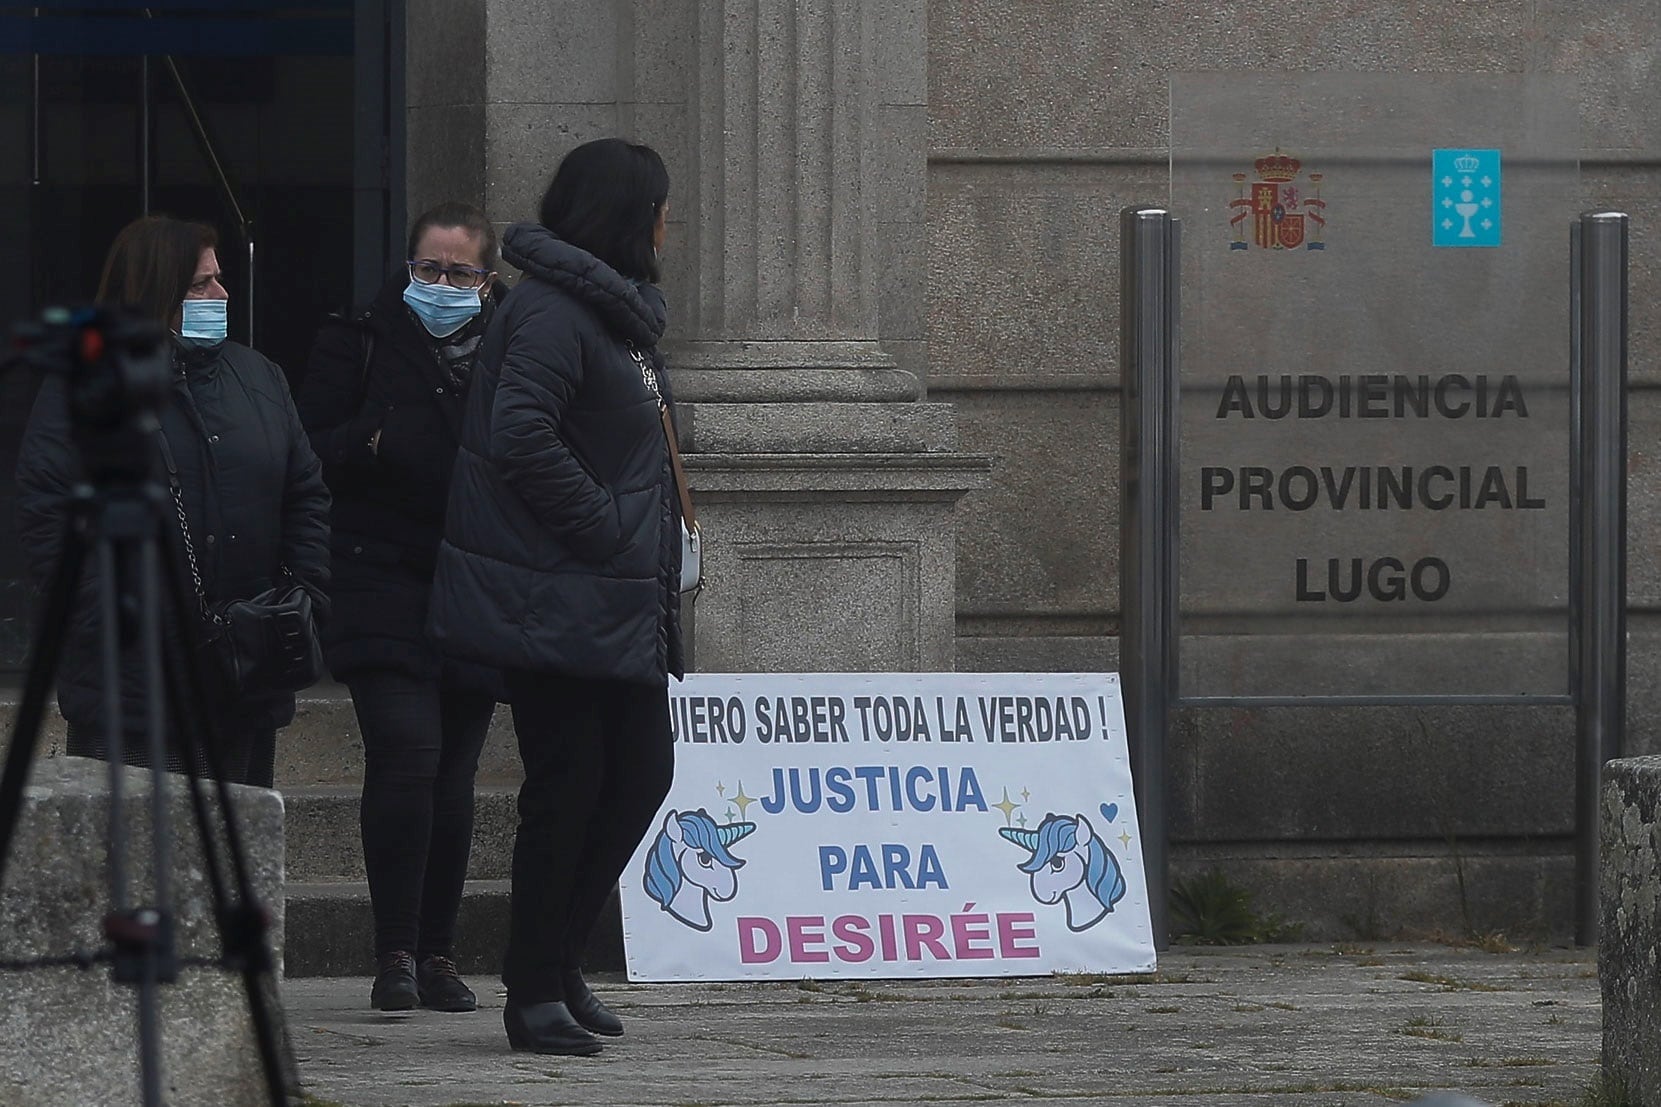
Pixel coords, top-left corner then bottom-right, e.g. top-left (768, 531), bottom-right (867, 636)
top-left (428, 224), bottom-right (684, 685)
top-left (15, 338), bottom-right (332, 734)
top-left (297, 274), bottom-right (502, 692)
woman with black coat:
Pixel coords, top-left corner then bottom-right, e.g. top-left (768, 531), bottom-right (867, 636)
top-left (15, 214), bottom-right (331, 788)
top-left (297, 202), bottom-right (504, 1015)
top-left (428, 139), bottom-right (682, 1057)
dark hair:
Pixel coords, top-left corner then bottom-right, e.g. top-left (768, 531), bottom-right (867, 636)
top-left (537, 139), bottom-right (669, 283)
top-left (407, 201), bottom-right (498, 270)
top-left (95, 215), bottom-right (218, 325)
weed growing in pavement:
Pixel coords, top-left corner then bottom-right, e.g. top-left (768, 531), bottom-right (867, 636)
top-left (1170, 870), bottom-right (1305, 944)
top-left (1396, 1015), bottom-right (1464, 1042)
top-left (1399, 969), bottom-right (1507, 992)
top-left (1574, 1072), bottom-right (1637, 1106)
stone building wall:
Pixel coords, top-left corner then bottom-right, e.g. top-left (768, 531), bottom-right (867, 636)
top-left (928, 1), bottom-right (1660, 938)
top-left (405, 0), bottom-right (1661, 939)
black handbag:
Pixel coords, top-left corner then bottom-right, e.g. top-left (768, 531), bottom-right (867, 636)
top-left (158, 432), bottom-right (324, 696)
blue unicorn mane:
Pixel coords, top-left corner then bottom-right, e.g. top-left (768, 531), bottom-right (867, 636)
top-left (1020, 813), bottom-right (1128, 910)
top-left (680, 809), bottom-right (747, 869)
top-left (643, 809), bottom-right (747, 909)
top-left (1018, 814), bottom-right (1077, 874)
top-left (643, 829), bottom-right (682, 907)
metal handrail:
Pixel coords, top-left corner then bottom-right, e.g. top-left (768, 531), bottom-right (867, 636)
top-left (141, 8), bottom-right (256, 343)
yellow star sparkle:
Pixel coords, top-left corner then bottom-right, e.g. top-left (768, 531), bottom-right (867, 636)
top-left (716, 781), bottom-right (727, 796)
top-left (1118, 830), bottom-right (1133, 849)
top-left (1020, 787), bottom-right (1031, 803)
top-left (733, 781), bottom-right (756, 819)
top-left (993, 787), bottom-right (1021, 826)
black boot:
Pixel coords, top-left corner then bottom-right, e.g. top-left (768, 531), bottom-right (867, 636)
top-left (503, 1000), bottom-right (604, 1056)
top-left (562, 970), bottom-right (623, 1037)
top-left (371, 951), bottom-right (419, 1011)
top-left (417, 955), bottom-right (478, 1013)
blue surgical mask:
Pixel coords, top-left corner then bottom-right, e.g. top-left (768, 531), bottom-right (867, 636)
top-left (403, 280), bottom-right (482, 338)
top-left (179, 299), bottom-right (228, 344)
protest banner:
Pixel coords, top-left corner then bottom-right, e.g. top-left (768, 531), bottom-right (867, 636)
top-left (618, 673), bottom-right (1156, 981)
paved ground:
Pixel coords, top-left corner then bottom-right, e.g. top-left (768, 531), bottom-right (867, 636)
top-left (284, 943), bottom-right (1602, 1107)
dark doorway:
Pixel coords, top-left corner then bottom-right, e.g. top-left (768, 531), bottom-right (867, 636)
top-left (0, 3), bottom-right (403, 671)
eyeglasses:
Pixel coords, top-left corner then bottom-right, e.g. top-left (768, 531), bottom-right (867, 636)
top-left (407, 260), bottom-right (493, 290)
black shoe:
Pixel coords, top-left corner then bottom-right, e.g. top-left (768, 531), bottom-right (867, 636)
top-left (562, 971), bottom-right (623, 1036)
top-left (417, 955), bottom-right (478, 1013)
top-left (503, 1000), bottom-right (604, 1056)
top-left (371, 951), bottom-right (419, 1011)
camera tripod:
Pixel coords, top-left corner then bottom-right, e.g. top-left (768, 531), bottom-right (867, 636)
top-left (0, 307), bottom-right (297, 1106)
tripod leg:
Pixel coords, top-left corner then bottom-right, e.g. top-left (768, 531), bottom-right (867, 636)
top-left (129, 533), bottom-right (174, 1107)
top-left (157, 542), bottom-right (299, 1105)
top-left (0, 512), bottom-right (88, 893)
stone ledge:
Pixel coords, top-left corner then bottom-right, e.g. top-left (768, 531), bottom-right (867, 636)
top-left (686, 452), bottom-right (995, 497)
top-left (680, 401), bottom-right (962, 454)
top-left (1600, 754), bottom-right (1661, 1105)
top-left (0, 757), bottom-right (284, 1106)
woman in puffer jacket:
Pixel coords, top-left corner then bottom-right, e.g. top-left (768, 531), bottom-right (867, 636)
top-left (428, 138), bottom-right (681, 1057)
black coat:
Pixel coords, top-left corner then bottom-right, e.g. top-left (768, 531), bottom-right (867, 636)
top-left (428, 224), bottom-right (684, 686)
top-left (297, 275), bottom-right (502, 692)
top-left (15, 338), bottom-right (332, 734)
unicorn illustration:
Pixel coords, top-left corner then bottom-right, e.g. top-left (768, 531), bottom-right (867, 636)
top-left (999, 812), bottom-right (1127, 932)
top-left (642, 809), bottom-right (757, 932)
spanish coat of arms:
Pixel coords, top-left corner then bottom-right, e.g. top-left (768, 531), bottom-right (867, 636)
top-left (1229, 151), bottom-right (1326, 250)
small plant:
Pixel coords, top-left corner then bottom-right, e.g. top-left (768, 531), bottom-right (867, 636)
top-left (1396, 1015), bottom-right (1463, 1042)
top-left (1399, 970), bottom-right (1505, 992)
top-left (1169, 869), bottom-right (1305, 945)
top-left (1577, 1073), bottom-right (1636, 1107)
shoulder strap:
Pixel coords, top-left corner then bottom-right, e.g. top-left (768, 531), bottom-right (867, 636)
top-left (627, 343), bottom-right (696, 530)
top-left (156, 428), bottom-right (180, 488)
top-left (358, 312), bottom-right (376, 394)
top-left (155, 430), bottom-right (217, 623)
top-left (660, 406), bottom-right (696, 531)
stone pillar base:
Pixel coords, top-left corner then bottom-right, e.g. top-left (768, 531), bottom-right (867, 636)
top-left (0, 757), bottom-right (285, 1107)
top-left (682, 402), bottom-right (991, 673)
top-left (1600, 754), bottom-right (1661, 1106)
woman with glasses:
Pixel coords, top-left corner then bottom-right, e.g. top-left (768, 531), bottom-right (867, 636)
top-left (298, 202), bottom-right (503, 1015)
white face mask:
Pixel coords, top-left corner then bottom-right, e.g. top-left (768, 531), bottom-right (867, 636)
top-left (403, 280), bottom-right (482, 337)
top-left (179, 299), bottom-right (228, 344)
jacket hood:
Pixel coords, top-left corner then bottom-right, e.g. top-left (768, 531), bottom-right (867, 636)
top-left (502, 223), bottom-right (667, 347)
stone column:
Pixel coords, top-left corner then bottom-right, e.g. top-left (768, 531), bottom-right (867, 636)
top-left (658, 0), bottom-right (989, 671)
top-left (412, 0), bottom-right (987, 672)
top-left (660, 0), bottom-right (927, 404)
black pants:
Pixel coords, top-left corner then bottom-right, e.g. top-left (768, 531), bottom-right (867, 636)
top-left (502, 670), bottom-right (675, 1004)
top-left (350, 669), bottom-right (495, 960)
top-left (66, 719), bottom-right (275, 787)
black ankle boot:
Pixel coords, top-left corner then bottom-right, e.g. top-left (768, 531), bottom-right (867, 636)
top-left (562, 970), bottom-right (623, 1036)
top-left (503, 1000), bottom-right (604, 1056)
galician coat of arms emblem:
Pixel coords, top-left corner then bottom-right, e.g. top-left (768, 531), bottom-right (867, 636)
top-left (1229, 150), bottom-right (1326, 251)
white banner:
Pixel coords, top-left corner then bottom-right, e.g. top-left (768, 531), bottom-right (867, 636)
top-left (618, 673), bottom-right (1157, 981)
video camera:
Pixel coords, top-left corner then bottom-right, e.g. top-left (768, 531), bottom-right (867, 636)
top-left (6, 304), bottom-right (173, 480)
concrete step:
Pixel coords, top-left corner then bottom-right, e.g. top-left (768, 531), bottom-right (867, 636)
top-left (283, 880), bottom-right (626, 979)
top-left (280, 689), bottom-right (524, 788)
top-left (282, 785), bottom-right (518, 883)
top-left (1, 688), bottom-right (526, 788)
